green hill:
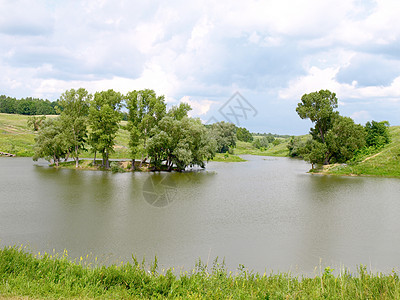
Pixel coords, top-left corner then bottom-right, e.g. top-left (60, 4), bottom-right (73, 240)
top-left (0, 113), bottom-right (36, 156)
top-left (323, 126), bottom-right (400, 178)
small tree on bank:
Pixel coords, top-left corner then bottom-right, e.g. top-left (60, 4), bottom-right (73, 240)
top-left (33, 118), bottom-right (68, 166)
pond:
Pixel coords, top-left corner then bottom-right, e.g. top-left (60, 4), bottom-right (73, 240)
top-left (1, 156), bottom-right (400, 274)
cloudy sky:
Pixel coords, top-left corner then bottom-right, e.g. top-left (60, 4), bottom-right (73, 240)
top-left (1, 0), bottom-right (399, 134)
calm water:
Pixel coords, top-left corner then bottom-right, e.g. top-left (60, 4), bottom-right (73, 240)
top-left (1, 156), bottom-right (400, 274)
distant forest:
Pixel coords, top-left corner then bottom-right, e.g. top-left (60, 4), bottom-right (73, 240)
top-left (0, 95), bottom-right (62, 115)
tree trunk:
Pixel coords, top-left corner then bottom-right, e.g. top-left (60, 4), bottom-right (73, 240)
top-left (139, 154), bottom-right (144, 168)
top-left (319, 126), bottom-right (325, 143)
top-left (93, 151), bottom-right (97, 165)
top-left (131, 159), bottom-right (135, 171)
top-left (75, 146), bottom-right (79, 168)
top-left (105, 151), bottom-right (110, 169)
top-left (64, 151), bottom-right (70, 162)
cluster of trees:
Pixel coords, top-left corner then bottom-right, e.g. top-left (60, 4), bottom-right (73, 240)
top-left (0, 95), bottom-right (61, 115)
top-left (236, 127), bottom-right (253, 143)
top-left (289, 90), bottom-right (390, 167)
top-left (33, 88), bottom-right (238, 171)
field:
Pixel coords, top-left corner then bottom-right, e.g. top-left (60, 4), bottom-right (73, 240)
top-left (0, 113), bottom-right (36, 156)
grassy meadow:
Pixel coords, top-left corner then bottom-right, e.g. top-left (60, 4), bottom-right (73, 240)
top-left (0, 113), bottom-right (37, 156)
top-left (1, 246), bottom-right (400, 299)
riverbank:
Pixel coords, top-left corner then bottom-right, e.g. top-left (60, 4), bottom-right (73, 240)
top-left (316, 126), bottom-right (400, 178)
top-left (1, 246), bottom-right (399, 299)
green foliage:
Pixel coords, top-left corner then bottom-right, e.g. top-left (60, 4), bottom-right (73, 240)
top-left (27, 115), bottom-right (46, 131)
top-left (252, 136), bottom-right (273, 149)
top-left (59, 88), bottom-right (92, 168)
top-left (88, 89), bottom-right (123, 168)
top-left (325, 116), bottom-right (366, 163)
top-left (287, 136), bottom-right (305, 157)
top-left (300, 139), bottom-right (328, 167)
top-left (2, 246), bottom-right (400, 299)
top-left (365, 120), bottom-right (390, 147)
top-left (236, 127), bottom-right (253, 142)
top-left (147, 115), bottom-right (216, 171)
top-left (326, 126), bottom-right (400, 177)
top-left (0, 95), bottom-right (60, 115)
top-left (167, 102), bottom-right (192, 121)
top-left (125, 89), bottom-right (167, 163)
top-left (296, 89), bottom-right (338, 143)
top-left (210, 121), bottom-right (237, 153)
top-left (32, 118), bottom-right (68, 166)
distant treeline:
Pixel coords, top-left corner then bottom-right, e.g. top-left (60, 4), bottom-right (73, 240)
top-left (253, 132), bottom-right (291, 139)
top-left (0, 95), bottom-right (62, 115)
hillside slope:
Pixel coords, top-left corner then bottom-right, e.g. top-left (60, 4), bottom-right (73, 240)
top-left (0, 113), bottom-right (36, 156)
top-left (324, 126), bottom-right (400, 177)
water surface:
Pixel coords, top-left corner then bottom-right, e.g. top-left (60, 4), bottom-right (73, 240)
top-left (1, 156), bottom-right (400, 274)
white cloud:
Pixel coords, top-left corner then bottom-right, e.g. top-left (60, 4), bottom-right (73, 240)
top-left (1, 0), bottom-right (400, 131)
top-left (180, 96), bottom-right (215, 117)
top-left (351, 110), bottom-right (371, 125)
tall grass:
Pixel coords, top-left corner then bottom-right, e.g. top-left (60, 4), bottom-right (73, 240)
top-left (1, 246), bottom-right (400, 299)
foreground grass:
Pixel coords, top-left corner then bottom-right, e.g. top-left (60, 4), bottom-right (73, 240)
top-left (325, 126), bottom-right (400, 178)
top-left (1, 246), bottom-right (400, 299)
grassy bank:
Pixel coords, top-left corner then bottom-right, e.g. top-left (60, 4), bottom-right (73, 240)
top-left (211, 153), bottom-right (246, 162)
top-left (1, 246), bottom-right (400, 299)
top-left (323, 126), bottom-right (400, 178)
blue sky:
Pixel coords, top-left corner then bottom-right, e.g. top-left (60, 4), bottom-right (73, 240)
top-left (0, 0), bottom-right (399, 134)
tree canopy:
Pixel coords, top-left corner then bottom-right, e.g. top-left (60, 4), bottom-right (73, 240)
top-left (88, 89), bottom-right (123, 168)
top-left (296, 90), bottom-right (338, 143)
top-left (295, 89), bottom-right (388, 167)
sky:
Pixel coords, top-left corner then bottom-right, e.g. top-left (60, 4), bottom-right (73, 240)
top-left (0, 0), bottom-right (399, 134)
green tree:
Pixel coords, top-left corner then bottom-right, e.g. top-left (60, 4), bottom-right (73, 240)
top-left (88, 89), bottom-right (123, 168)
top-left (210, 121), bottom-right (237, 153)
top-left (147, 116), bottom-right (216, 171)
top-left (0, 96), bottom-right (17, 113)
top-left (125, 89), bottom-right (166, 168)
top-left (296, 90), bottom-right (338, 143)
top-left (300, 139), bottom-right (328, 169)
top-left (365, 120), bottom-right (390, 147)
top-left (325, 116), bottom-right (366, 163)
top-left (27, 115), bottom-right (46, 131)
top-left (287, 136), bottom-right (304, 157)
top-left (167, 102), bottom-right (192, 120)
top-left (33, 118), bottom-right (68, 166)
top-left (236, 127), bottom-right (253, 142)
top-left (59, 88), bottom-right (92, 168)
top-left (252, 136), bottom-right (271, 150)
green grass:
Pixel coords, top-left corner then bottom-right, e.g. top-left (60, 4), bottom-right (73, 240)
top-left (0, 113), bottom-right (36, 156)
top-left (235, 139), bottom-right (291, 157)
top-left (1, 246), bottom-right (400, 299)
top-left (326, 126), bottom-right (400, 178)
top-left (211, 153), bottom-right (247, 162)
